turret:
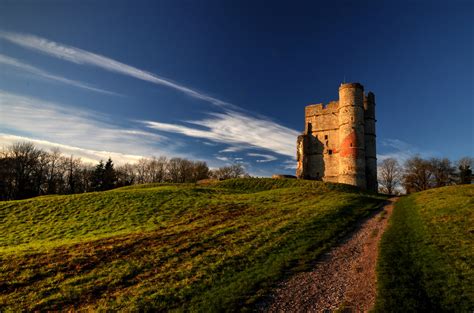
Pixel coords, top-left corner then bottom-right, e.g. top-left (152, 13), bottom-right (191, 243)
top-left (364, 92), bottom-right (378, 192)
top-left (337, 83), bottom-right (367, 189)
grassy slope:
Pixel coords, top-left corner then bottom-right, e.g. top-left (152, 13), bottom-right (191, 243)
top-left (0, 178), bottom-right (385, 311)
top-left (374, 185), bottom-right (474, 312)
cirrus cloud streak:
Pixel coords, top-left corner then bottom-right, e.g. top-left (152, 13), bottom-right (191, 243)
top-left (0, 90), bottom-right (171, 164)
top-left (0, 54), bottom-right (119, 96)
top-left (0, 31), bottom-right (235, 108)
top-left (143, 109), bottom-right (299, 158)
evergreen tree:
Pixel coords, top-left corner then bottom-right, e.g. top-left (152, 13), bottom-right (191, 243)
top-left (91, 160), bottom-right (105, 191)
top-left (103, 158), bottom-right (117, 190)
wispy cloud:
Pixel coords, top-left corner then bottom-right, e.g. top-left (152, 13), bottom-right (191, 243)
top-left (247, 153), bottom-right (277, 163)
top-left (216, 156), bottom-right (230, 162)
top-left (0, 90), bottom-right (172, 164)
top-left (377, 138), bottom-right (439, 164)
top-left (143, 109), bottom-right (299, 158)
top-left (0, 31), bottom-right (235, 108)
top-left (0, 54), bottom-right (119, 96)
top-left (282, 159), bottom-right (297, 170)
top-left (202, 141), bottom-right (218, 146)
top-left (214, 154), bottom-right (247, 164)
top-left (219, 146), bottom-right (244, 153)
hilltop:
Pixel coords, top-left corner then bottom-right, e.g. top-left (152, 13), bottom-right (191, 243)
top-left (0, 178), bottom-right (386, 311)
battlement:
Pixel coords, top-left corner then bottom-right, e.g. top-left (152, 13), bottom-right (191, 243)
top-left (305, 101), bottom-right (339, 116)
top-left (339, 82), bottom-right (364, 91)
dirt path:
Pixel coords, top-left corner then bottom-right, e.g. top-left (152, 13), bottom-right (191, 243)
top-left (263, 197), bottom-right (398, 313)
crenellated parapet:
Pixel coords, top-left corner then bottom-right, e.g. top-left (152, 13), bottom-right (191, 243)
top-left (305, 101), bottom-right (339, 116)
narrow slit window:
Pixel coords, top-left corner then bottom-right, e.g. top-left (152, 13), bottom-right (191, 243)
top-left (324, 135), bottom-right (328, 140)
top-left (328, 149), bottom-right (333, 155)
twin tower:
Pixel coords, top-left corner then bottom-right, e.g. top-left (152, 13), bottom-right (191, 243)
top-left (296, 82), bottom-right (377, 192)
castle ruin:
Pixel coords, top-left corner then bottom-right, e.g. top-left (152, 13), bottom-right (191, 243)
top-left (296, 82), bottom-right (378, 192)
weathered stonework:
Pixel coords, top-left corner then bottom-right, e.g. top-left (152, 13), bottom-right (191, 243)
top-left (296, 82), bottom-right (378, 192)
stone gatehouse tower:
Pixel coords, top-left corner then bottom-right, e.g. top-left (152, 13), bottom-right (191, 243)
top-left (296, 82), bottom-right (377, 192)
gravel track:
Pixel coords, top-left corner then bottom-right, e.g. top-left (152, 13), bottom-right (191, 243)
top-left (262, 198), bottom-right (398, 313)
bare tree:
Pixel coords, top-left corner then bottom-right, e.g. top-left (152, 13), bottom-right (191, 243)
top-left (32, 150), bottom-right (50, 196)
top-left (191, 161), bottom-right (210, 182)
top-left (148, 156), bottom-right (167, 183)
top-left (78, 166), bottom-right (94, 192)
top-left (211, 164), bottom-right (247, 180)
top-left (403, 156), bottom-right (434, 193)
top-left (61, 155), bottom-right (83, 194)
top-left (135, 158), bottom-right (148, 184)
top-left (178, 159), bottom-right (194, 183)
top-left (45, 148), bottom-right (63, 194)
top-left (457, 157), bottom-right (473, 184)
top-left (430, 158), bottom-right (455, 187)
top-left (0, 151), bottom-right (15, 200)
top-left (166, 158), bottom-right (182, 183)
top-left (378, 158), bottom-right (402, 194)
top-left (7, 142), bottom-right (43, 199)
top-left (132, 157), bottom-right (168, 184)
top-left (116, 163), bottom-right (136, 186)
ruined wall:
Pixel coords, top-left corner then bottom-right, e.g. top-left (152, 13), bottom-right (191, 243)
top-left (296, 123), bottom-right (322, 179)
top-left (305, 101), bottom-right (339, 181)
top-left (296, 82), bottom-right (377, 191)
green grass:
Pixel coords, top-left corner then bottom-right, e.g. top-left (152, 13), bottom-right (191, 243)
top-left (0, 178), bottom-right (385, 311)
top-left (374, 185), bottom-right (474, 312)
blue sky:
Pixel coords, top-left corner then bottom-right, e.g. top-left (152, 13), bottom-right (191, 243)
top-left (0, 0), bottom-right (472, 176)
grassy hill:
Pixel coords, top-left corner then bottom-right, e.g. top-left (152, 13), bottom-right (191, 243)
top-left (0, 178), bottom-right (386, 311)
top-left (374, 185), bottom-right (474, 312)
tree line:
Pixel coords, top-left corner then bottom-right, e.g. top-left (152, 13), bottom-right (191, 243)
top-left (378, 156), bottom-right (472, 195)
top-left (0, 142), bottom-right (247, 200)
top-left (2, 142), bottom-right (471, 200)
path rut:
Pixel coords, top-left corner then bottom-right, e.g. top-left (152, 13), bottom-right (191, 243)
top-left (263, 197), bottom-right (398, 313)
